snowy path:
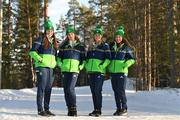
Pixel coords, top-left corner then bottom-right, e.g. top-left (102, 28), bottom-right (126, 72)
top-left (0, 80), bottom-right (180, 120)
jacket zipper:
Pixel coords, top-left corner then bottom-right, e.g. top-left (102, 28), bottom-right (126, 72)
top-left (69, 47), bottom-right (73, 72)
top-left (69, 59), bottom-right (72, 72)
top-left (114, 51), bottom-right (117, 72)
top-left (91, 48), bottom-right (96, 72)
top-left (113, 60), bottom-right (115, 72)
top-left (91, 59), bottom-right (94, 71)
top-left (50, 44), bottom-right (53, 67)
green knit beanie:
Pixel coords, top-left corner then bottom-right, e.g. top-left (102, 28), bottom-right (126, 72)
top-left (66, 25), bottom-right (76, 35)
top-left (44, 18), bottom-right (54, 30)
top-left (93, 25), bottom-right (104, 35)
top-left (115, 26), bottom-right (125, 37)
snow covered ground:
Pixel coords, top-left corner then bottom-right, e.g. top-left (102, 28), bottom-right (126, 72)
top-left (0, 79), bottom-right (180, 120)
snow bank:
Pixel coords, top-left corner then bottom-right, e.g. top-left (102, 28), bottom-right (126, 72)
top-left (0, 79), bottom-right (180, 120)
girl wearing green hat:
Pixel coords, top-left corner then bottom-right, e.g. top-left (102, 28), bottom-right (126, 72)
top-left (29, 18), bottom-right (58, 116)
top-left (57, 25), bottom-right (86, 116)
top-left (108, 26), bottom-right (135, 116)
top-left (85, 25), bottom-right (111, 117)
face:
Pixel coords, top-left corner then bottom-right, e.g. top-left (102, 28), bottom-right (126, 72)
top-left (94, 34), bottom-right (102, 43)
top-left (115, 35), bottom-right (123, 44)
top-left (68, 32), bottom-right (75, 41)
top-left (46, 29), bottom-right (54, 38)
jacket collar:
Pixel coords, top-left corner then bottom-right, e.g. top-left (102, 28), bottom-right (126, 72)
top-left (113, 42), bottom-right (124, 51)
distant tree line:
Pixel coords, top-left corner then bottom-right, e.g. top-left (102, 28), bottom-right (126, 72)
top-left (1, 0), bottom-right (180, 90)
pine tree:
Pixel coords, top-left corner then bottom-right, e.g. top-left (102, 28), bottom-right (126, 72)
top-left (66, 0), bottom-right (81, 30)
top-left (0, 0), bottom-right (3, 88)
top-left (2, 0), bottom-right (17, 88)
top-left (13, 0), bottom-right (43, 88)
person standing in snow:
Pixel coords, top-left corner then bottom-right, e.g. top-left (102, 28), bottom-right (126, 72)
top-left (108, 26), bottom-right (135, 116)
top-left (57, 25), bottom-right (86, 116)
top-left (85, 25), bottom-right (111, 117)
top-left (29, 18), bottom-right (58, 116)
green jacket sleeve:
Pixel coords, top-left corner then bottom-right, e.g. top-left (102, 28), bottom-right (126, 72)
top-left (124, 46), bottom-right (135, 67)
top-left (29, 36), bottom-right (43, 62)
top-left (124, 59), bottom-right (135, 68)
top-left (100, 59), bottom-right (110, 69)
top-left (79, 60), bottom-right (86, 70)
top-left (29, 51), bottom-right (42, 62)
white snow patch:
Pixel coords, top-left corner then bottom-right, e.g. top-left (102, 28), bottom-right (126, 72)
top-left (0, 79), bottom-right (180, 120)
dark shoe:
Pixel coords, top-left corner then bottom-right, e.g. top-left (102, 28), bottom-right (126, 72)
top-left (113, 109), bottom-right (121, 116)
top-left (120, 109), bottom-right (128, 116)
top-left (45, 110), bottom-right (55, 116)
top-left (89, 109), bottom-right (101, 117)
top-left (38, 111), bottom-right (49, 116)
top-left (113, 108), bottom-right (127, 116)
top-left (68, 107), bottom-right (77, 116)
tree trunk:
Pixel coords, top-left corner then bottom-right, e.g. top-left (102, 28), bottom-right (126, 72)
top-left (0, 0), bottom-right (3, 89)
top-left (44, 0), bottom-right (48, 21)
top-left (36, 1), bottom-right (40, 36)
top-left (27, 0), bottom-right (34, 87)
top-left (152, 28), bottom-right (157, 88)
top-left (167, 0), bottom-right (177, 87)
top-left (144, 3), bottom-right (148, 90)
top-left (133, 0), bottom-right (142, 91)
top-left (143, 0), bottom-right (152, 91)
top-left (73, 0), bottom-right (76, 28)
top-left (147, 0), bottom-right (152, 91)
top-left (7, 0), bottom-right (11, 88)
